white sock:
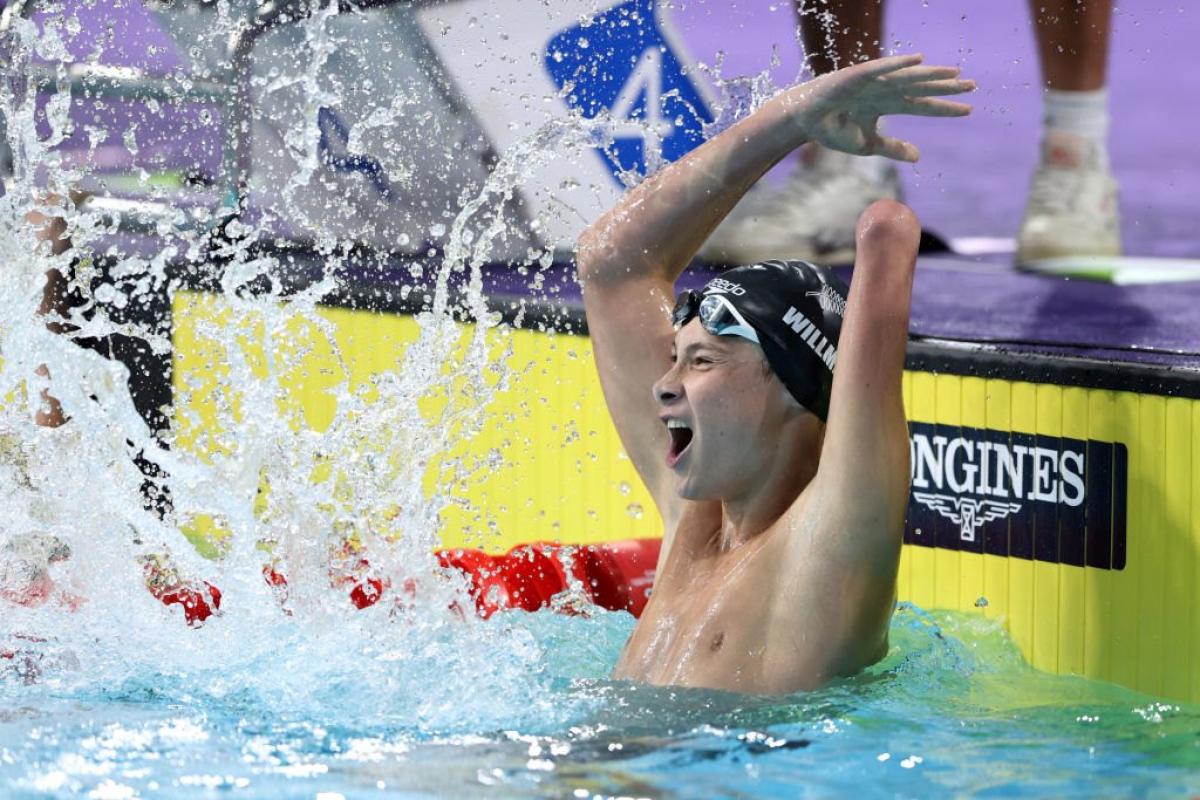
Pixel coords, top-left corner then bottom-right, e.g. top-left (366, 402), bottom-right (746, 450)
top-left (1042, 88), bottom-right (1110, 170)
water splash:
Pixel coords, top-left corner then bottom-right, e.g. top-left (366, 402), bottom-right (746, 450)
top-left (0, 0), bottom-right (701, 704)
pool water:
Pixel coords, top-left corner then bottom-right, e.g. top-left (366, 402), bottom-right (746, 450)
top-left (3, 604), bottom-right (1198, 798)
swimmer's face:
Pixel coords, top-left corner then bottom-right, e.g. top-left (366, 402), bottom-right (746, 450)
top-left (653, 320), bottom-right (798, 500)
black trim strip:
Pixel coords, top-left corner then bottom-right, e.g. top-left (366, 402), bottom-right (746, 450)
top-left (906, 339), bottom-right (1200, 401)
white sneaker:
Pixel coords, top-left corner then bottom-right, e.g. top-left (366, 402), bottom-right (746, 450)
top-left (1017, 131), bottom-right (1120, 263)
top-left (699, 146), bottom-right (902, 265)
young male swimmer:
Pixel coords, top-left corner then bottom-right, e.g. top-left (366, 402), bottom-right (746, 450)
top-left (575, 55), bottom-right (974, 694)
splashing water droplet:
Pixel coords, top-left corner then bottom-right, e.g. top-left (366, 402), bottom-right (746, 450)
top-left (0, 0), bottom-right (670, 739)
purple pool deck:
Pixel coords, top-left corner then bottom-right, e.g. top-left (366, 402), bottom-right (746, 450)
top-left (904, 259), bottom-right (1200, 369)
top-left (469, 257), bottom-right (1200, 375)
top-left (19, 0), bottom-right (222, 176)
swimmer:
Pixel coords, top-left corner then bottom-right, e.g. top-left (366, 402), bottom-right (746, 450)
top-left (575, 55), bottom-right (974, 693)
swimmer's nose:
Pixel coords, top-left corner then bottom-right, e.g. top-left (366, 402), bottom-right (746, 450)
top-left (653, 369), bottom-right (682, 406)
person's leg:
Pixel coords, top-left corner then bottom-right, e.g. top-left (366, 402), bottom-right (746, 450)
top-left (1030, 0), bottom-right (1110, 91)
top-left (796, 0), bottom-right (884, 76)
top-left (1018, 1), bottom-right (1119, 261)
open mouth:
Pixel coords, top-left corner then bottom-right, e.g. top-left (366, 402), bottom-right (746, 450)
top-left (666, 420), bottom-right (693, 466)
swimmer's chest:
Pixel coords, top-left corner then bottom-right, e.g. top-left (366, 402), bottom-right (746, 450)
top-left (618, 533), bottom-right (793, 689)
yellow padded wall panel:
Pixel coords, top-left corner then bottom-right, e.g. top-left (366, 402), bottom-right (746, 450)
top-left (1083, 388), bottom-right (1117, 684)
top-left (898, 372), bottom-right (914, 602)
top-left (1108, 390), bottom-right (1140, 692)
top-left (1162, 397), bottom-right (1193, 702)
top-left (1032, 383), bottom-right (1063, 674)
top-left (1058, 386), bottom-right (1090, 679)
top-left (981, 378), bottom-right (1011, 625)
top-left (1135, 394), bottom-right (1166, 698)
top-left (1006, 380), bottom-right (1037, 665)
top-left (899, 369), bottom-right (1197, 704)
top-left (906, 370), bottom-right (938, 612)
top-left (172, 291), bottom-right (660, 554)
top-left (957, 378), bottom-right (987, 614)
top-left (1191, 401), bottom-right (1200, 704)
top-left (933, 374), bottom-right (962, 613)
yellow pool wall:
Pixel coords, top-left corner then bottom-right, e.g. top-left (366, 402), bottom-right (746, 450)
top-left (172, 290), bottom-right (1200, 705)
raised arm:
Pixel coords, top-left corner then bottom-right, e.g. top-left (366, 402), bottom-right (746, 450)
top-left (770, 201), bottom-right (922, 684)
top-left (818, 200), bottom-right (919, 534)
top-left (575, 55), bottom-right (973, 530)
top-left (574, 73), bottom-right (809, 523)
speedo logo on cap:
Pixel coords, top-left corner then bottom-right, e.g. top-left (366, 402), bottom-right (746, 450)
top-left (705, 278), bottom-right (745, 296)
top-left (782, 307), bottom-right (837, 370)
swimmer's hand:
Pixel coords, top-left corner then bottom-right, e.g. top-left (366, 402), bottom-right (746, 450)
top-left (780, 54), bottom-right (974, 163)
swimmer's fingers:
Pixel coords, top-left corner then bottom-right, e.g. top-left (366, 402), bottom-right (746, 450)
top-left (894, 96), bottom-right (973, 117)
top-left (884, 64), bottom-right (963, 85)
top-left (870, 135), bottom-right (920, 163)
top-left (897, 78), bottom-right (977, 98)
top-left (844, 53), bottom-right (925, 79)
top-left (792, 55), bottom-right (925, 113)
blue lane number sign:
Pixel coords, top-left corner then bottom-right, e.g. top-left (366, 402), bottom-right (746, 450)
top-left (543, 0), bottom-right (715, 184)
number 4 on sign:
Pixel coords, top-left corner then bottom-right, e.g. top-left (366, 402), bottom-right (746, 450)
top-left (610, 47), bottom-right (674, 148)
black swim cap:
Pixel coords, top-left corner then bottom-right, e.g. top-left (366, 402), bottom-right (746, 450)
top-left (697, 260), bottom-right (848, 421)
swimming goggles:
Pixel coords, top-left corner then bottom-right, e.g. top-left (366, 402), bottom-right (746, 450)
top-left (671, 290), bottom-right (761, 345)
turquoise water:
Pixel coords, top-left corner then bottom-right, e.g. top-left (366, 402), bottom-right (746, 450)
top-left (3, 604), bottom-right (1198, 798)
